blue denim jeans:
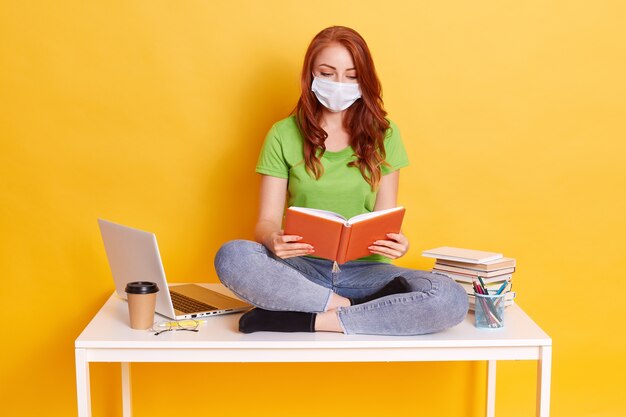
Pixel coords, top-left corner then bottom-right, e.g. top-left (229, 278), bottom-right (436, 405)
top-left (214, 240), bottom-right (468, 335)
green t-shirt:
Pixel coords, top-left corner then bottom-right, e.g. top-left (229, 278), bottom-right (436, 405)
top-left (256, 115), bottom-right (410, 262)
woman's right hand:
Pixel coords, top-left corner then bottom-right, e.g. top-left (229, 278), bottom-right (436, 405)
top-left (266, 230), bottom-right (314, 259)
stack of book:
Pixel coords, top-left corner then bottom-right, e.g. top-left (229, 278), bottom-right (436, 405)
top-left (422, 246), bottom-right (517, 310)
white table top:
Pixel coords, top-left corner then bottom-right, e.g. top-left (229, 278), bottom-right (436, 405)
top-left (76, 284), bottom-right (551, 350)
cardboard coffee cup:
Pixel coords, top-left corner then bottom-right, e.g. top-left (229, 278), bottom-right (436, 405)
top-left (125, 281), bottom-right (159, 330)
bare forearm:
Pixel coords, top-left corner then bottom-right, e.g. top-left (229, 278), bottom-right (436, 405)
top-left (255, 219), bottom-right (282, 248)
top-left (255, 175), bottom-right (312, 258)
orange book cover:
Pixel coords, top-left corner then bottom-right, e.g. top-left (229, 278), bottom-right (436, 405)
top-left (284, 206), bottom-right (406, 264)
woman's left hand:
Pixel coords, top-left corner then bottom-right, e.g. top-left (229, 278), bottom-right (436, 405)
top-left (368, 232), bottom-right (410, 260)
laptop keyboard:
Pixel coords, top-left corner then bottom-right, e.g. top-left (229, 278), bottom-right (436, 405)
top-left (170, 290), bottom-right (217, 314)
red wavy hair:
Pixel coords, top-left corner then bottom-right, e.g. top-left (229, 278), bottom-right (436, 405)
top-left (294, 26), bottom-right (390, 190)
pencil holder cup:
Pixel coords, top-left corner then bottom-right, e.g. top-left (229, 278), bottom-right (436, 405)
top-left (474, 292), bottom-right (506, 329)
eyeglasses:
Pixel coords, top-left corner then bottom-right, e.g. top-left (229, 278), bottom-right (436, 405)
top-left (150, 319), bottom-right (200, 336)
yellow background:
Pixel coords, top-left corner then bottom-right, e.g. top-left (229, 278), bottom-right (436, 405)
top-left (1, 1), bottom-right (625, 416)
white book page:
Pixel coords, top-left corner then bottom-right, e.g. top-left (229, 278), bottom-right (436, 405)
top-left (347, 206), bottom-right (404, 225)
top-left (288, 207), bottom-right (347, 223)
top-left (422, 246), bottom-right (502, 263)
top-left (481, 257), bottom-right (514, 265)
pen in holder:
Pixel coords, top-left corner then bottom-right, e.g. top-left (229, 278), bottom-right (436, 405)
top-left (474, 291), bottom-right (506, 329)
top-left (472, 277), bottom-right (507, 329)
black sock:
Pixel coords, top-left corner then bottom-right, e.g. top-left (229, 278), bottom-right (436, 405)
top-left (349, 276), bottom-right (412, 306)
top-left (239, 308), bottom-right (316, 334)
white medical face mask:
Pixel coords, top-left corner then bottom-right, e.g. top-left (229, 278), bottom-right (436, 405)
top-left (311, 76), bottom-right (362, 112)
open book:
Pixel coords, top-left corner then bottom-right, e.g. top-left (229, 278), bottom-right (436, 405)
top-left (284, 206), bottom-right (406, 264)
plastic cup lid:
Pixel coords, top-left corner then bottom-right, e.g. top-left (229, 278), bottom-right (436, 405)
top-left (125, 281), bottom-right (159, 294)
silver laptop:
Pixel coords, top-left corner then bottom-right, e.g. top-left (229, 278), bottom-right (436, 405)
top-left (98, 219), bottom-right (251, 320)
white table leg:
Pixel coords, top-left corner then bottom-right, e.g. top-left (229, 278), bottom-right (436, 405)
top-left (121, 362), bottom-right (132, 417)
top-left (536, 346), bottom-right (552, 417)
top-left (75, 348), bottom-right (92, 417)
top-left (486, 360), bottom-right (497, 417)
